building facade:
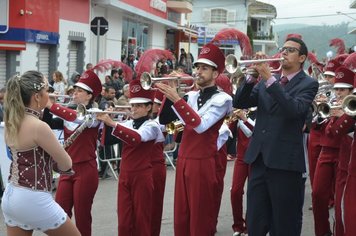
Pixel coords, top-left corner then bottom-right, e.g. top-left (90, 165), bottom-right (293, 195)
top-left (0, 0), bottom-right (192, 86)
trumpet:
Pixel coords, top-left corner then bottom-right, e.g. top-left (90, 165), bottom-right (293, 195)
top-left (140, 72), bottom-right (197, 90)
top-left (165, 121), bottom-right (184, 135)
top-left (316, 102), bottom-right (341, 119)
top-left (49, 93), bottom-right (73, 106)
top-left (342, 95), bottom-right (356, 116)
top-left (76, 104), bottom-right (131, 121)
top-left (225, 54), bottom-right (284, 74)
top-left (224, 108), bottom-right (256, 124)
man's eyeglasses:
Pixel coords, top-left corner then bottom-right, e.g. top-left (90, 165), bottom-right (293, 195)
top-left (278, 47), bottom-right (300, 54)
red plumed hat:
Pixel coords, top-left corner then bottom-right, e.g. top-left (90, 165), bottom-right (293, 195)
top-left (194, 43), bottom-right (225, 74)
top-left (75, 70), bottom-right (102, 98)
top-left (334, 66), bottom-right (354, 89)
top-left (344, 52), bottom-right (356, 72)
top-left (285, 33), bottom-right (302, 41)
top-left (129, 79), bottom-right (154, 104)
top-left (324, 59), bottom-right (341, 77)
top-left (211, 28), bottom-right (253, 57)
top-left (216, 74), bottom-right (233, 96)
top-left (154, 90), bottom-right (164, 104)
top-left (329, 38), bottom-right (346, 55)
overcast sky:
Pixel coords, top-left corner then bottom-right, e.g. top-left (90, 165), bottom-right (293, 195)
top-left (259, 0), bottom-right (356, 26)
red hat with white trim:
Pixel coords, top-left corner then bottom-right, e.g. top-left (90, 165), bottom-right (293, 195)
top-left (324, 59), bottom-right (341, 77)
top-left (154, 90), bottom-right (164, 104)
top-left (75, 70), bottom-right (102, 97)
top-left (194, 43), bottom-right (225, 74)
top-left (216, 74), bottom-right (233, 96)
top-left (333, 66), bottom-right (354, 89)
top-left (129, 79), bottom-right (154, 104)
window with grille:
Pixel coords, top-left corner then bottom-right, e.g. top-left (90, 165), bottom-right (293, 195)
top-left (211, 9), bottom-right (227, 24)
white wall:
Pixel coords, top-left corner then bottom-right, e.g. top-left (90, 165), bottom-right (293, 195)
top-left (58, 19), bottom-right (92, 76)
top-left (19, 43), bottom-right (38, 74)
top-left (150, 23), bottom-right (167, 49)
top-left (105, 8), bottom-right (123, 60)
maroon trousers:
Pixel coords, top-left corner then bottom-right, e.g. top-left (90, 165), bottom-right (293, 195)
top-left (308, 128), bottom-right (322, 187)
top-left (214, 146), bottom-right (227, 232)
top-left (174, 157), bottom-right (217, 236)
top-left (312, 147), bottom-right (339, 236)
top-left (151, 162), bottom-right (166, 236)
top-left (55, 159), bottom-right (99, 236)
top-left (335, 168), bottom-right (347, 236)
top-left (230, 156), bottom-right (249, 233)
top-left (343, 175), bottom-right (356, 236)
top-left (118, 169), bottom-right (153, 236)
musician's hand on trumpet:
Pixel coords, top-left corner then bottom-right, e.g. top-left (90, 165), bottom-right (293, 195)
top-left (155, 82), bottom-right (181, 103)
top-left (251, 52), bottom-right (272, 81)
top-left (95, 113), bottom-right (117, 128)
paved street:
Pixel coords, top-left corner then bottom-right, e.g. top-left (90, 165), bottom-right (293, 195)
top-left (1, 161), bottom-right (320, 235)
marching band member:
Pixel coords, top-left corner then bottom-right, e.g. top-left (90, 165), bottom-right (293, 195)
top-left (1, 71), bottom-right (80, 236)
top-left (234, 37), bottom-right (318, 235)
top-left (326, 66), bottom-right (355, 236)
top-left (308, 59), bottom-right (340, 212)
top-left (312, 66), bottom-right (353, 236)
top-left (343, 73), bottom-right (356, 236)
top-left (214, 74), bottom-right (234, 233)
top-left (150, 90), bottom-right (167, 236)
top-left (43, 70), bottom-right (102, 236)
top-left (96, 79), bottom-right (164, 236)
top-left (157, 43), bottom-right (233, 236)
top-left (230, 109), bottom-right (255, 236)
top-left (308, 59), bottom-right (340, 191)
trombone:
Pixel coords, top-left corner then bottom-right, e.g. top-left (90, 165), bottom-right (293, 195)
top-left (225, 54), bottom-right (284, 74)
top-left (76, 104), bottom-right (131, 121)
top-left (140, 72), bottom-right (197, 90)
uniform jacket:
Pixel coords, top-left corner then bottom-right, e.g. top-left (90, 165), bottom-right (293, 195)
top-left (234, 70), bottom-right (318, 172)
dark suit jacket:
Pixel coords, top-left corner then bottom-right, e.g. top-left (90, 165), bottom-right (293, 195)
top-left (234, 70), bottom-right (318, 172)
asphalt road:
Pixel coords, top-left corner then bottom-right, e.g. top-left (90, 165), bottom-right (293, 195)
top-left (0, 161), bottom-right (323, 236)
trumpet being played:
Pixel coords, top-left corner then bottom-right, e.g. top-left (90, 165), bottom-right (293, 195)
top-left (315, 66), bottom-right (355, 120)
top-left (225, 54), bottom-right (284, 75)
top-left (76, 104), bottom-right (131, 121)
top-left (49, 93), bottom-right (73, 106)
top-left (140, 72), bottom-right (197, 91)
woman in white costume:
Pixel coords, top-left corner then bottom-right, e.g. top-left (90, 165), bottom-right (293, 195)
top-left (1, 71), bottom-right (80, 236)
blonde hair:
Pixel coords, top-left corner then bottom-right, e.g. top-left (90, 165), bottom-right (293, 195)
top-left (4, 71), bottom-right (45, 145)
top-left (53, 70), bottom-right (65, 84)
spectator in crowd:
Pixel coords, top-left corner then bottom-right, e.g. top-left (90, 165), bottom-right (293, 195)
top-left (86, 63), bottom-right (93, 70)
top-left (117, 84), bottom-right (130, 104)
top-left (67, 72), bottom-right (81, 87)
top-left (52, 71), bottom-right (67, 103)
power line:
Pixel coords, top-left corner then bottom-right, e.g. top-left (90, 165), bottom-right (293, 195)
top-left (276, 12), bottom-right (356, 20)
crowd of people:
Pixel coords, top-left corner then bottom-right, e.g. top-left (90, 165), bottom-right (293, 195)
top-left (0, 29), bottom-right (356, 236)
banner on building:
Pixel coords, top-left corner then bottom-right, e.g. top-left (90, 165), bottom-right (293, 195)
top-left (0, 0), bottom-right (9, 33)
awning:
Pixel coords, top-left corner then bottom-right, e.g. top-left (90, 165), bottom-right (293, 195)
top-left (0, 40), bottom-right (25, 50)
top-left (93, 0), bottom-right (178, 29)
top-left (178, 25), bottom-right (198, 38)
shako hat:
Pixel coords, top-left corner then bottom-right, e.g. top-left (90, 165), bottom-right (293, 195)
top-left (194, 43), bottom-right (225, 74)
top-left (333, 66), bottom-right (354, 89)
top-left (129, 79), bottom-right (154, 104)
top-left (75, 70), bottom-right (102, 97)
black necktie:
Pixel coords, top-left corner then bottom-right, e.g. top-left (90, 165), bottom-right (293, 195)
top-left (280, 76), bottom-right (289, 86)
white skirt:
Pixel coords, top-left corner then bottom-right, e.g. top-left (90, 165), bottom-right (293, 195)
top-left (1, 183), bottom-right (67, 232)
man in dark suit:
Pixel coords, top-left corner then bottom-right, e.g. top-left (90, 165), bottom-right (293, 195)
top-left (234, 37), bottom-right (318, 236)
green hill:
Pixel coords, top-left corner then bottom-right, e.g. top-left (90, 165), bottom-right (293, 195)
top-left (273, 22), bottom-right (355, 63)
